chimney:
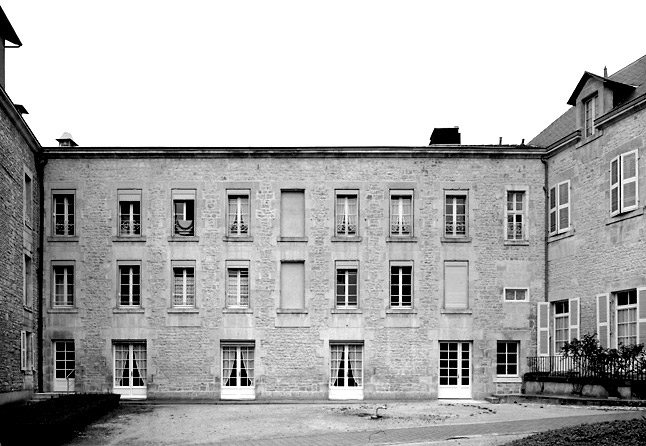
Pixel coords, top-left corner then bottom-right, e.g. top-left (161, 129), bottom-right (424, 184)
top-left (56, 132), bottom-right (78, 147)
top-left (604, 66), bottom-right (608, 78)
top-left (429, 126), bottom-right (461, 145)
top-left (0, 6), bottom-right (23, 89)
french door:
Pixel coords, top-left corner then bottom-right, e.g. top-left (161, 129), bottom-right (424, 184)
top-left (53, 341), bottom-right (75, 392)
top-left (113, 343), bottom-right (147, 399)
top-left (438, 341), bottom-right (471, 399)
top-left (221, 345), bottom-right (255, 400)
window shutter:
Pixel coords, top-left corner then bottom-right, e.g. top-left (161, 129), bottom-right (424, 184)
top-left (537, 302), bottom-right (549, 356)
top-left (558, 182), bottom-right (570, 231)
top-left (549, 187), bottom-right (557, 235)
top-left (20, 331), bottom-right (26, 371)
top-left (610, 157), bottom-right (620, 215)
top-left (444, 262), bottom-right (468, 310)
top-left (638, 288), bottom-right (646, 345)
top-left (596, 293), bottom-right (610, 348)
top-left (621, 151), bottom-right (638, 212)
top-left (569, 298), bottom-right (580, 341)
top-left (29, 333), bottom-right (35, 370)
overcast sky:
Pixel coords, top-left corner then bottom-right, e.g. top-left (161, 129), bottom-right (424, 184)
top-left (3, 1), bottom-right (646, 148)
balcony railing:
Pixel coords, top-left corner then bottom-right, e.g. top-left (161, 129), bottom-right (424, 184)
top-left (527, 355), bottom-right (646, 381)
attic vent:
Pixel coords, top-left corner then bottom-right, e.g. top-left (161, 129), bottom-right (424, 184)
top-left (430, 127), bottom-right (461, 145)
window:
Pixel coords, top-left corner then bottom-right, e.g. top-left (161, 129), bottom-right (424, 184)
top-left (24, 172), bottom-right (32, 227)
top-left (172, 262), bottom-right (195, 307)
top-left (118, 189), bottom-right (142, 236)
top-left (444, 261), bottom-right (468, 310)
top-left (584, 94), bottom-right (598, 137)
top-left (118, 263), bottom-right (141, 306)
top-left (54, 340), bottom-right (75, 392)
top-left (53, 191), bottom-right (75, 236)
top-left (20, 331), bottom-right (34, 372)
top-left (226, 262), bottom-right (250, 308)
top-left (548, 181), bottom-right (570, 236)
top-left (280, 190), bottom-right (305, 238)
top-left (390, 263), bottom-right (412, 308)
top-left (553, 300), bottom-right (569, 353)
top-left (336, 261), bottom-right (358, 309)
top-left (504, 288), bottom-right (528, 302)
top-left (444, 192), bottom-right (467, 238)
top-left (389, 191), bottom-right (413, 237)
top-left (172, 189), bottom-right (195, 236)
top-left (610, 150), bottom-right (639, 216)
top-left (505, 191), bottom-right (525, 240)
top-left (221, 344), bottom-right (255, 399)
top-left (227, 190), bottom-right (250, 237)
top-left (497, 341), bottom-right (519, 377)
top-left (280, 261), bottom-right (305, 310)
top-left (616, 290), bottom-right (637, 347)
top-left (24, 254), bottom-right (32, 307)
top-left (113, 343), bottom-right (147, 398)
top-left (53, 263), bottom-right (74, 307)
top-left (335, 191), bottom-right (358, 237)
top-left (330, 344), bottom-right (363, 396)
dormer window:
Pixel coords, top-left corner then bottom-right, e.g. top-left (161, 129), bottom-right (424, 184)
top-left (584, 94), bottom-right (598, 137)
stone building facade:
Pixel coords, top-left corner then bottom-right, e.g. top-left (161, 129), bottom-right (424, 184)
top-left (0, 8), bottom-right (43, 406)
top-left (41, 146), bottom-right (545, 400)
top-left (531, 56), bottom-right (646, 357)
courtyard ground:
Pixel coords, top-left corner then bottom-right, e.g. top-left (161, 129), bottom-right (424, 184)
top-left (66, 400), bottom-right (645, 446)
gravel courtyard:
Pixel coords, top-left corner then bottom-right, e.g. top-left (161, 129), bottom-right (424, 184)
top-left (65, 400), bottom-right (641, 446)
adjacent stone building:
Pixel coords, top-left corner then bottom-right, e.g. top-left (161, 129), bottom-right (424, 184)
top-left (0, 7), bottom-right (42, 406)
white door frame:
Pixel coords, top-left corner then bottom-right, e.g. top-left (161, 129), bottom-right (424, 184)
top-left (113, 342), bottom-right (147, 400)
top-left (53, 340), bottom-right (75, 392)
top-left (438, 341), bottom-right (472, 399)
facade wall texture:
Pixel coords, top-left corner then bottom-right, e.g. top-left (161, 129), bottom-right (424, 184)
top-left (43, 152), bottom-right (544, 400)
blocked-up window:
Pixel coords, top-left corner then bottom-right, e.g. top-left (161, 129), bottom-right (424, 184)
top-left (172, 189), bottom-right (195, 236)
top-left (445, 192), bottom-right (467, 237)
top-left (335, 191), bottom-right (358, 237)
top-left (118, 189), bottom-right (142, 236)
top-left (549, 181), bottom-right (570, 236)
top-left (444, 261), bottom-right (468, 310)
top-left (610, 150), bottom-right (638, 216)
top-left (280, 190), bottom-right (305, 238)
top-left (497, 341), bottom-right (519, 377)
top-left (227, 190), bottom-right (250, 237)
top-left (390, 191), bottom-right (413, 237)
top-left (227, 261), bottom-right (250, 308)
top-left (505, 191), bottom-right (525, 240)
top-left (280, 261), bottom-right (305, 309)
top-left (53, 191), bottom-right (75, 236)
top-left (53, 263), bottom-right (74, 307)
top-left (390, 262), bottom-right (412, 308)
top-left (336, 261), bottom-right (358, 308)
top-left (119, 263), bottom-right (141, 306)
top-left (172, 261), bottom-right (195, 307)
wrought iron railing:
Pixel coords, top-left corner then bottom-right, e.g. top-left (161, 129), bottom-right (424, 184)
top-left (527, 355), bottom-right (646, 381)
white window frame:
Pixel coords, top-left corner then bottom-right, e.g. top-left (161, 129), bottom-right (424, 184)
top-left (20, 331), bottom-right (34, 372)
top-left (329, 343), bottom-right (364, 400)
top-left (444, 190), bottom-right (468, 238)
top-left (610, 150), bottom-right (639, 216)
top-left (221, 343), bottom-right (255, 400)
top-left (503, 287), bottom-right (528, 302)
top-left (549, 180), bottom-right (570, 236)
top-left (390, 262), bottom-right (413, 308)
top-left (226, 261), bottom-right (250, 308)
top-left (172, 189), bottom-right (196, 237)
top-left (52, 262), bottom-right (75, 307)
top-left (584, 94), bottom-right (598, 137)
top-left (53, 340), bottom-right (75, 392)
top-left (553, 300), bottom-right (570, 353)
top-left (496, 341), bottom-right (519, 378)
top-left (335, 190), bottom-right (359, 237)
top-left (52, 190), bottom-right (75, 236)
top-left (172, 261), bottom-right (195, 307)
top-left (505, 190), bottom-right (526, 240)
top-left (227, 190), bottom-right (250, 237)
top-left (335, 261), bottom-right (358, 309)
top-left (118, 189), bottom-right (142, 236)
top-left (118, 262), bottom-right (141, 307)
top-left (615, 289), bottom-right (637, 347)
top-left (113, 342), bottom-right (147, 399)
top-left (389, 190), bottom-right (413, 237)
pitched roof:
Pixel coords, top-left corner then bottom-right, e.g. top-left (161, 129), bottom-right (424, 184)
top-left (529, 55), bottom-right (646, 147)
top-left (0, 6), bottom-right (21, 46)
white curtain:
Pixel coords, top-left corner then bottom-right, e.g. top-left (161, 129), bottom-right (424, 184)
top-left (240, 348), bottom-right (254, 386)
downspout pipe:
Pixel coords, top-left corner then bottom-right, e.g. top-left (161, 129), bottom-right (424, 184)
top-left (36, 153), bottom-right (47, 393)
top-left (540, 156), bottom-right (549, 305)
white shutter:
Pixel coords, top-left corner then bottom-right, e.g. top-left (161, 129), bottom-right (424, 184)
top-left (610, 156), bottom-right (620, 215)
top-left (558, 181), bottom-right (570, 232)
top-left (537, 302), bottom-right (550, 356)
top-left (638, 288), bottom-right (646, 345)
top-left (444, 262), bottom-right (468, 310)
top-left (621, 150), bottom-right (638, 212)
top-left (20, 331), bottom-right (26, 371)
top-left (569, 298), bottom-right (580, 341)
top-left (29, 333), bottom-right (35, 370)
top-left (596, 294), bottom-right (610, 348)
top-left (549, 187), bottom-right (557, 235)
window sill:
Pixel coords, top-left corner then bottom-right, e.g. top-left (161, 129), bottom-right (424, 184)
top-left (331, 308), bottom-right (362, 314)
top-left (223, 236), bottom-right (254, 242)
top-left (23, 305), bottom-right (34, 313)
top-left (47, 308), bottom-right (78, 314)
top-left (112, 236), bottom-right (146, 243)
top-left (167, 308), bottom-right (199, 314)
top-left (547, 229), bottom-right (575, 243)
top-left (47, 236), bottom-right (79, 243)
top-left (223, 308), bottom-right (253, 314)
top-left (113, 308), bottom-right (145, 314)
top-left (606, 207), bottom-right (644, 226)
top-left (440, 236), bottom-right (472, 243)
top-left (440, 308), bottom-right (472, 314)
top-left (577, 130), bottom-right (603, 148)
top-left (168, 236), bottom-right (199, 243)
top-left (331, 236), bottom-right (363, 243)
top-left (386, 308), bottom-right (417, 314)
top-left (277, 237), bottom-right (308, 243)
top-left (386, 236), bottom-right (417, 243)
top-left (493, 376), bottom-right (522, 383)
top-left (276, 308), bottom-right (308, 314)
top-left (504, 240), bottom-right (529, 246)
